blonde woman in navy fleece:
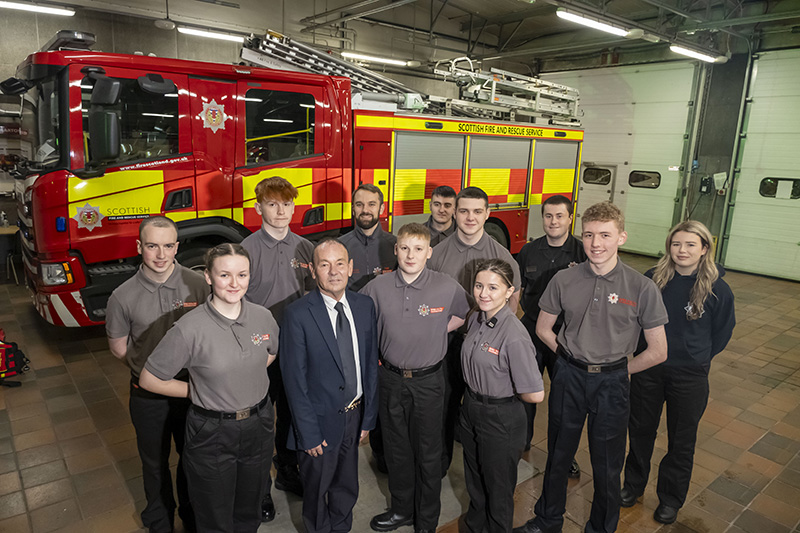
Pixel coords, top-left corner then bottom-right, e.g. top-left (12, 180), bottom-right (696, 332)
top-left (621, 221), bottom-right (735, 525)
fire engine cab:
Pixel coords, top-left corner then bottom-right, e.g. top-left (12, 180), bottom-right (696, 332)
top-left (1, 30), bottom-right (584, 327)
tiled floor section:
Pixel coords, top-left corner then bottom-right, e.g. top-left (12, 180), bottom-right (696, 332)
top-left (1, 253), bottom-right (799, 532)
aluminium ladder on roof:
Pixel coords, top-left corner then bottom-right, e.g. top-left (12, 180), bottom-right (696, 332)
top-left (240, 30), bottom-right (581, 123)
top-left (241, 30), bottom-right (419, 97)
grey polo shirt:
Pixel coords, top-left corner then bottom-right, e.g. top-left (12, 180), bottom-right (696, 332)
top-left (241, 227), bottom-right (314, 325)
top-left (539, 260), bottom-right (668, 365)
top-left (461, 306), bottom-right (543, 398)
top-left (361, 268), bottom-right (470, 368)
top-left (424, 216), bottom-right (455, 247)
top-left (145, 297), bottom-right (279, 412)
top-left (105, 263), bottom-right (209, 378)
top-left (428, 232), bottom-right (521, 300)
top-left (339, 224), bottom-right (397, 292)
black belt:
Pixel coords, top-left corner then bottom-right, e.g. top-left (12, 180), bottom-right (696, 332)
top-left (381, 359), bottom-right (442, 378)
top-left (191, 395), bottom-right (270, 420)
top-left (466, 388), bottom-right (515, 405)
top-left (558, 346), bottom-right (627, 373)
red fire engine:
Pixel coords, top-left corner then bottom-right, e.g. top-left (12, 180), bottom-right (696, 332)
top-left (1, 30), bottom-right (583, 327)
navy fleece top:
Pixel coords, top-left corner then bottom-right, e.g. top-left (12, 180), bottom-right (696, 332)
top-left (638, 265), bottom-right (735, 367)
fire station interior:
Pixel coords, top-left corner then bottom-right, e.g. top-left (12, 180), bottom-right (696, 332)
top-left (1, 0), bottom-right (800, 532)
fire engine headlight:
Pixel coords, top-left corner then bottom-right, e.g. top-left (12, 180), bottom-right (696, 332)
top-left (41, 262), bottom-right (73, 286)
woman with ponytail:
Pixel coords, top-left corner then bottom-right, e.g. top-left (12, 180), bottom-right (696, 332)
top-left (621, 221), bottom-right (735, 525)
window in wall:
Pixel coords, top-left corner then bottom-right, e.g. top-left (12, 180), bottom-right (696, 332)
top-left (629, 171), bottom-right (661, 189)
top-left (82, 77), bottom-right (179, 165)
top-left (245, 89), bottom-right (315, 165)
top-left (583, 167), bottom-right (611, 185)
top-left (759, 177), bottom-right (800, 199)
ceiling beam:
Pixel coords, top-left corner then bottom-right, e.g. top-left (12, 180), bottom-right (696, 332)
top-left (301, 0), bottom-right (418, 33)
top-left (460, 6), bottom-right (545, 32)
top-left (679, 9), bottom-right (800, 31)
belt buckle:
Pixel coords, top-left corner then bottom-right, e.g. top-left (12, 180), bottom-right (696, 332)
top-left (402, 369), bottom-right (413, 378)
top-left (235, 409), bottom-right (250, 420)
top-left (587, 365), bottom-right (602, 374)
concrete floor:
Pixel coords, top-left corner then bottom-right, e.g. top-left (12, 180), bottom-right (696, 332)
top-left (1, 253), bottom-right (799, 533)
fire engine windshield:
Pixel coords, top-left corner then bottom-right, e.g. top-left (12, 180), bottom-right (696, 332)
top-left (18, 77), bottom-right (63, 171)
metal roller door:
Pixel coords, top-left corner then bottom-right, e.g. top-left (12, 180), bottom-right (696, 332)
top-left (543, 63), bottom-right (701, 254)
top-left (722, 49), bottom-right (800, 281)
top-left (392, 132), bottom-right (465, 229)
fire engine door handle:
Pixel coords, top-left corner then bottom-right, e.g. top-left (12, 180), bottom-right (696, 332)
top-left (165, 189), bottom-right (193, 210)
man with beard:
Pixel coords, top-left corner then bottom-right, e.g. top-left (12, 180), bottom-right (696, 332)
top-left (339, 183), bottom-right (397, 473)
top-left (340, 184), bottom-right (397, 292)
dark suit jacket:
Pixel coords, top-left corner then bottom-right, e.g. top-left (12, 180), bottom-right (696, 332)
top-left (280, 288), bottom-right (379, 451)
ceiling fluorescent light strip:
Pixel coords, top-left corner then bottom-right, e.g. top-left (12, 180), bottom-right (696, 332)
top-left (0, 1), bottom-right (75, 16)
top-left (177, 26), bottom-right (244, 43)
top-left (556, 8), bottom-right (630, 37)
top-left (341, 51), bottom-right (408, 67)
top-left (669, 45), bottom-right (719, 63)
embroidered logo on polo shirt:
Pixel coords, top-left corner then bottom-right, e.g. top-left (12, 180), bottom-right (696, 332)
top-left (480, 342), bottom-right (500, 356)
top-left (608, 293), bottom-right (637, 307)
top-left (418, 305), bottom-right (444, 317)
top-left (251, 333), bottom-right (271, 345)
top-left (372, 266), bottom-right (392, 276)
top-left (290, 258), bottom-right (309, 270)
top-left (172, 299), bottom-right (198, 310)
top-left (568, 261), bottom-right (579, 268)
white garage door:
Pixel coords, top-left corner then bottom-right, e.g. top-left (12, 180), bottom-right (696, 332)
top-left (543, 62), bottom-right (701, 254)
top-left (722, 48), bottom-right (800, 281)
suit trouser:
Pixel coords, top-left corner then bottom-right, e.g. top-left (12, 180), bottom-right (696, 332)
top-left (129, 382), bottom-right (192, 533)
top-left (297, 403), bottom-right (362, 533)
top-left (379, 365), bottom-right (444, 529)
top-left (624, 363), bottom-right (709, 509)
top-left (268, 361), bottom-right (299, 472)
top-left (441, 332), bottom-right (465, 474)
top-left (533, 357), bottom-right (629, 533)
top-left (521, 317), bottom-right (558, 447)
top-left (183, 405), bottom-right (274, 533)
top-left (460, 390), bottom-right (526, 533)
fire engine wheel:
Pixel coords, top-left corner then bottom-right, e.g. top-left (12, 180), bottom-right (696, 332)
top-left (485, 221), bottom-right (509, 250)
top-left (176, 244), bottom-right (212, 272)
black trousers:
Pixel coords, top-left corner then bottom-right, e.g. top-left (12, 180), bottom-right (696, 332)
top-left (533, 357), bottom-right (629, 533)
top-left (129, 382), bottom-right (192, 533)
top-left (268, 361), bottom-right (298, 471)
top-left (460, 390), bottom-right (526, 533)
top-left (379, 365), bottom-right (444, 529)
top-left (521, 317), bottom-right (558, 446)
top-left (441, 332), bottom-right (465, 474)
top-left (297, 403), bottom-right (362, 533)
top-left (183, 405), bottom-right (274, 533)
top-left (624, 363), bottom-right (710, 509)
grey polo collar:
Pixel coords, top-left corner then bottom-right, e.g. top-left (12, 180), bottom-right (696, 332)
top-left (452, 231), bottom-right (489, 253)
top-left (134, 261), bottom-right (182, 294)
top-left (352, 223), bottom-right (382, 246)
top-left (203, 294), bottom-right (248, 329)
top-left (393, 267), bottom-right (429, 289)
top-left (257, 227), bottom-right (293, 249)
top-left (580, 259), bottom-right (623, 281)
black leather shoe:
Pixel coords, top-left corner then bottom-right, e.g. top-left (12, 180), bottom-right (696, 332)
top-left (275, 463), bottom-right (304, 497)
top-left (370, 511), bottom-right (413, 531)
top-left (620, 487), bottom-right (639, 508)
top-left (512, 519), bottom-right (548, 533)
top-left (261, 494), bottom-right (275, 523)
top-left (568, 459), bottom-right (581, 479)
top-left (653, 503), bottom-right (678, 524)
top-left (415, 529), bottom-right (435, 533)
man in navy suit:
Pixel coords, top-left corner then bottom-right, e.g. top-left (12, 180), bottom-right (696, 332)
top-left (281, 237), bottom-right (379, 533)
